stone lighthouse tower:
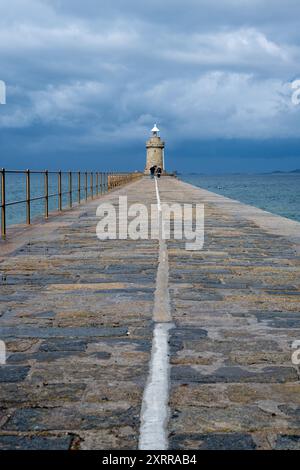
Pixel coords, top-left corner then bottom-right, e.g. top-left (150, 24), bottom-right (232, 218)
top-left (144, 124), bottom-right (165, 174)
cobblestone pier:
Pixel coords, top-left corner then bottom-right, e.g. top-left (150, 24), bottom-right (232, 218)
top-left (0, 177), bottom-right (300, 450)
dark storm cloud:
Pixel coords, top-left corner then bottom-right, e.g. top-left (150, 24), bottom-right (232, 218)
top-left (0, 0), bottom-right (300, 170)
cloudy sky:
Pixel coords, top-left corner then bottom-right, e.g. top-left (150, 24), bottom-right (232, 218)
top-left (1, 0), bottom-right (300, 172)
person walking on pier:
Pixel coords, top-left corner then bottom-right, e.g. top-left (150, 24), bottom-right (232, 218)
top-left (156, 167), bottom-right (162, 178)
top-left (150, 165), bottom-right (156, 178)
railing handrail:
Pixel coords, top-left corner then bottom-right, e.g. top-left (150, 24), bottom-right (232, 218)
top-left (2, 169), bottom-right (138, 174)
top-left (0, 168), bottom-right (142, 240)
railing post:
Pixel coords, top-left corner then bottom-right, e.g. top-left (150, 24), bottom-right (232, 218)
top-left (96, 172), bottom-right (99, 196)
top-left (100, 172), bottom-right (103, 195)
top-left (26, 169), bottom-right (31, 225)
top-left (78, 171), bottom-right (81, 204)
top-left (58, 171), bottom-right (62, 211)
top-left (1, 168), bottom-right (6, 240)
top-left (44, 170), bottom-right (49, 219)
top-left (91, 172), bottom-right (93, 199)
top-left (85, 171), bottom-right (88, 201)
top-left (69, 171), bottom-right (72, 208)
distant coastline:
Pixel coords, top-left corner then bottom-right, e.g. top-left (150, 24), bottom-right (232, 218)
top-left (268, 169), bottom-right (300, 174)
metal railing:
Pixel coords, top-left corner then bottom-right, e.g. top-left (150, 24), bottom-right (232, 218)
top-left (0, 169), bottom-right (142, 240)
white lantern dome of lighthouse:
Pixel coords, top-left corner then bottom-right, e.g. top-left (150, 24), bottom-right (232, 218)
top-left (151, 124), bottom-right (160, 135)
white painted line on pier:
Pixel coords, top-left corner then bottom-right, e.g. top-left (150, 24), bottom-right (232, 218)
top-left (139, 177), bottom-right (173, 450)
top-left (139, 323), bottom-right (172, 450)
top-left (153, 178), bottom-right (171, 324)
top-left (154, 176), bottom-right (162, 212)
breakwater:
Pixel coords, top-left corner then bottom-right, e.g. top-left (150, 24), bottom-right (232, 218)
top-left (0, 176), bottom-right (299, 450)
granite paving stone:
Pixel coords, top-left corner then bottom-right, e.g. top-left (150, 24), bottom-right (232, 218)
top-left (157, 177), bottom-right (300, 450)
top-left (1, 176), bottom-right (300, 450)
top-left (0, 179), bottom-right (157, 449)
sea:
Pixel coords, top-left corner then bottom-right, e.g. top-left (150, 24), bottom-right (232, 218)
top-left (180, 173), bottom-right (300, 222)
top-left (0, 172), bottom-right (299, 227)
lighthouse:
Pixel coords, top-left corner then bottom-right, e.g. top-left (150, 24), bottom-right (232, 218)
top-left (144, 124), bottom-right (165, 174)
